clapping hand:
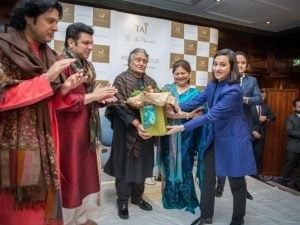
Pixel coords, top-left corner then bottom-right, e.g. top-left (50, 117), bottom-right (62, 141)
top-left (95, 83), bottom-right (118, 104)
top-left (92, 83), bottom-right (118, 101)
top-left (99, 96), bottom-right (118, 104)
top-left (44, 58), bottom-right (76, 82)
top-left (61, 69), bottom-right (87, 95)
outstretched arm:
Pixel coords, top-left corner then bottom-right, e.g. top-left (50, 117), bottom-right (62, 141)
top-left (0, 75), bottom-right (53, 112)
top-left (179, 87), bottom-right (207, 112)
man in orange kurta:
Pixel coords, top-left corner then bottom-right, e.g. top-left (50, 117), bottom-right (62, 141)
top-left (0, 1), bottom-right (84, 225)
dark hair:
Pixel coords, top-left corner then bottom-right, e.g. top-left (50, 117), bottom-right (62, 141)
top-left (212, 48), bottom-right (240, 84)
top-left (234, 51), bottom-right (248, 63)
top-left (10, 0), bottom-right (63, 31)
top-left (172, 59), bottom-right (191, 74)
top-left (64, 22), bottom-right (94, 47)
top-left (128, 48), bottom-right (149, 66)
top-left (293, 98), bottom-right (300, 107)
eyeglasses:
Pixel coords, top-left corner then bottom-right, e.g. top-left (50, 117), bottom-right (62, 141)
top-left (134, 57), bottom-right (149, 64)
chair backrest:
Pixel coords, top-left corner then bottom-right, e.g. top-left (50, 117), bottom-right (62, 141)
top-left (100, 116), bottom-right (113, 147)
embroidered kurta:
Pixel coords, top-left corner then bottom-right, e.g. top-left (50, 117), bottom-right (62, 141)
top-left (56, 66), bottom-right (100, 208)
top-left (0, 77), bottom-right (60, 225)
top-left (0, 38), bottom-right (63, 225)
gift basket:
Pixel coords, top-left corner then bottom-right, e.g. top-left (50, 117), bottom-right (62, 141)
top-left (125, 86), bottom-right (177, 136)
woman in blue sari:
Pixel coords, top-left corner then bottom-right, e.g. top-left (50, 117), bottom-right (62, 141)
top-left (158, 60), bottom-right (202, 213)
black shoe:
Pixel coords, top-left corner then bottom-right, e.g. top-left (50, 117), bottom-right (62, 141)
top-left (230, 219), bottom-right (244, 225)
top-left (155, 174), bottom-right (162, 181)
top-left (246, 191), bottom-right (253, 200)
top-left (191, 217), bottom-right (201, 225)
top-left (279, 177), bottom-right (289, 186)
top-left (131, 199), bottom-right (153, 211)
top-left (118, 204), bottom-right (129, 219)
top-left (215, 186), bottom-right (223, 197)
top-left (230, 222), bottom-right (244, 225)
top-left (190, 217), bottom-right (212, 225)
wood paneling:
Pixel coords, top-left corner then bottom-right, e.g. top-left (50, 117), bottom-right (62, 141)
top-left (249, 52), bottom-right (268, 71)
top-left (0, 1), bottom-right (17, 22)
top-left (218, 27), bottom-right (300, 79)
top-left (262, 89), bottom-right (299, 176)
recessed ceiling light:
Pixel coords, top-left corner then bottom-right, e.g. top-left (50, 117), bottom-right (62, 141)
top-left (266, 21), bottom-right (272, 25)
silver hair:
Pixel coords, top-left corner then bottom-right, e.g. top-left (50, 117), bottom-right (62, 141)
top-left (127, 48), bottom-right (149, 66)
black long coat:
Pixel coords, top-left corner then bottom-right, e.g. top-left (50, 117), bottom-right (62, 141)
top-left (104, 70), bottom-right (157, 182)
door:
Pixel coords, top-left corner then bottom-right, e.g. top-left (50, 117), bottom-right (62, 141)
top-left (262, 89), bottom-right (299, 176)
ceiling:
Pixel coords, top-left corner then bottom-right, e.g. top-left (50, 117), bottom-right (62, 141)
top-left (120, 0), bottom-right (300, 32)
top-left (1, 0), bottom-right (299, 34)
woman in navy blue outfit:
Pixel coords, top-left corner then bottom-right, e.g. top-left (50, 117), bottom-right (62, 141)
top-left (167, 49), bottom-right (256, 225)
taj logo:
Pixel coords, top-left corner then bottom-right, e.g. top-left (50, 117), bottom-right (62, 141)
top-left (98, 12), bottom-right (106, 19)
top-left (135, 23), bottom-right (149, 34)
top-left (64, 7), bottom-right (70, 14)
top-left (200, 60), bottom-right (206, 65)
top-left (98, 49), bottom-right (105, 55)
top-left (201, 30), bottom-right (207, 35)
top-left (175, 25), bottom-right (181, 33)
top-left (187, 43), bottom-right (194, 50)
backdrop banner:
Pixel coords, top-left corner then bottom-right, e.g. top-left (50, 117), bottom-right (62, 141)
top-left (49, 3), bottom-right (219, 88)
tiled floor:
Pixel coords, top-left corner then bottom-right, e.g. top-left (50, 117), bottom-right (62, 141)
top-left (82, 175), bottom-right (300, 225)
top-left (94, 147), bottom-right (300, 225)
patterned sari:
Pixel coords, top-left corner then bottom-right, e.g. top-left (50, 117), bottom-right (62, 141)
top-left (158, 83), bottom-right (200, 213)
